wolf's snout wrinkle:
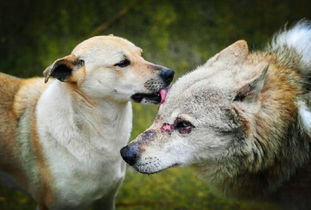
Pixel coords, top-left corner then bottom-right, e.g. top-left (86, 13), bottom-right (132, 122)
top-left (120, 145), bottom-right (139, 166)
top-left (160, 68), bottom-right (174, 85)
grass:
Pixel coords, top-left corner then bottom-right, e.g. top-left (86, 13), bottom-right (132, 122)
top-left (0, 105), bottom-right (277, 210)
top-left (116, 167), bottom-right (277, 210)
top-left (0, 167), bottom-right (277, 210)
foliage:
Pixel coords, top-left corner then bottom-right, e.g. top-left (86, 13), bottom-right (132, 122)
top-left (116, 167), bottom-right (276, 210)
top-left (0, 0), bottom-right (310, 209)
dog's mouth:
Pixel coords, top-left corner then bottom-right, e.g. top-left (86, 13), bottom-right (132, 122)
top-left (131, 88), bottom-right (169, 104)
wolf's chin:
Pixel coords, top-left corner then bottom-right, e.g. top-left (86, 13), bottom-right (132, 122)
top-left (134, 163), bottom-right (180, 175)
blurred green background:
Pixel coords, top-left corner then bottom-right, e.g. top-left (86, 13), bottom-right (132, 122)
top-left (0, 0), bottom-right (310, 209)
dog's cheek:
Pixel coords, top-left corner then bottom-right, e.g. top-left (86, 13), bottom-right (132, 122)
top-left (71, 66), bottom-right (87, 85)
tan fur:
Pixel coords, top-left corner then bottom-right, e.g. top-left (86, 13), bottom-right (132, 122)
top-left (0, 75), bottom-right (50, 199)
top-left (216, 52), bottom-right (306, 195)
top-left (0, 73), bottom-right (27, 188)
top-left (4, 76), bottom-right (47, 196)
top-left (31, 111), bottom-right (54, 208)
top-left (68, 83), bottom-right (97, 108)
top-left (1, 34), bottom-right (173, 210)
top-left (13, 78), bottom-right (48, 117)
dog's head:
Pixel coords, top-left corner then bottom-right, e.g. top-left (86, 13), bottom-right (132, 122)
top-left (43, 35), bottom-right (174, 104)
top-left (121, 40), bottom-right (272, 174)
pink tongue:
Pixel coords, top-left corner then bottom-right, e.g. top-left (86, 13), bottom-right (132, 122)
top-left (160, 88), bottom-right (168, 104)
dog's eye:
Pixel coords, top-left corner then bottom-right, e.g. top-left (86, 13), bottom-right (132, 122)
top-left (114, 59), bottom-right (130, 68)
top-left (175, 119), bottom-right (194, 134)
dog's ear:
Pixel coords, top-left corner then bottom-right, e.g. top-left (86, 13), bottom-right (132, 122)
top-left (233, 63), bottom-right (269, 103)
top-left (43, 54), bottom-right (84, 83)
top-left (207, 40), bottom-right (249, 66)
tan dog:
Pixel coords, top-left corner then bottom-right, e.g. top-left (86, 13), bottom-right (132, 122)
top-left (0, 35), bottom-right (173, 210)
top-left (121, 21), bottom-right (311, 209)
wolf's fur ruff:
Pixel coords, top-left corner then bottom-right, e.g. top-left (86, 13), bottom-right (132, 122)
top-left (122, 21), bottom-right (311, 209)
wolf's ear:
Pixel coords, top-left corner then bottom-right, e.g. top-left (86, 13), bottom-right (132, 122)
top-left (207, 40), bottom-right (249, 66)
top-left (233, 63), bottom-right (269, 102)
top-left (43, 54), bottom-right (84, 83)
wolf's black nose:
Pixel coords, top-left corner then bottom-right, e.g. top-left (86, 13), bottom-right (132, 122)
top-left (160, 68), bottom-right (174, 85)
top-left (120, 145), bottom-right (139, 166)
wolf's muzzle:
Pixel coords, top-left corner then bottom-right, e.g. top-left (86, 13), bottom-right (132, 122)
top-left (120, 145), bottom-right (139, 166)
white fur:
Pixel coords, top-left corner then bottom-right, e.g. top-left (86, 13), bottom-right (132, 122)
top-left (271, 21), bottom-right (311, 69)
top-left (298, 101), bottom-right (311, 133)
top-left (37, 81), bottom-right (132, 208)
top-left (33, 35), bottom-right (169, 209)
top-left (0, 35), bottom-right (171, 210)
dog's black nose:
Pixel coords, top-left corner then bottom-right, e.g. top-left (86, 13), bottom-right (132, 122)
top-left (120, 145), bottom-right (139, 166)
top-left (160, 68), bottom-right (174, 85)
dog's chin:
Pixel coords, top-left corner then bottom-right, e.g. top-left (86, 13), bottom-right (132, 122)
top-left (131, 92), bottom-right (161, 104)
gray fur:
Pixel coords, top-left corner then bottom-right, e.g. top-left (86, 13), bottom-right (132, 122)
top-left (123, 21), bottom-right (311, 209)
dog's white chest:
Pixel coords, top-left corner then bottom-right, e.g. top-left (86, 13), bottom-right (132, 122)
top-left (36, 86), bottom-right (132, 208)
top-left (51, 150), bottom-right (126, 208)
top-left (41, 115), bottom-right (130, 208)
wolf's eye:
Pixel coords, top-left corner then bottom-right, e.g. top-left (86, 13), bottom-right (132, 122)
top-left (175, 118), bottom-right (195, 134)
top-left (114, 59), bottom-right (130, 67)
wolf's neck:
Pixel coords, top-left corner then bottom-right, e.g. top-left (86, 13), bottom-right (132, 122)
top-left (225, 158), bottom-right (311, 209)
top-left (210, 129), bottom-right (311, 206)
top-left (200, 116), bottom-right (311, 204)
top-left (268, 158), bottom-right (311, 208)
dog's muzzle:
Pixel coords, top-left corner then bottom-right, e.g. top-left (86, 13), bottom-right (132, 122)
top-left (131, 68), bottom-right (174, 104)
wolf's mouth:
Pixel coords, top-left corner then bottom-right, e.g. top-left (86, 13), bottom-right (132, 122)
top-left (131, 88), bottom-right (169, 104)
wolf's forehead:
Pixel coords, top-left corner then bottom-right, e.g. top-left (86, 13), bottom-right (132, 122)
top-left (170, 67), bottom-right (235, 96)
top-left (168, 77), bottom-right (232, 102)
top-left (193, 87), bottom-right (229, 102)
top-left (160, 87), bottom-right (231, 120)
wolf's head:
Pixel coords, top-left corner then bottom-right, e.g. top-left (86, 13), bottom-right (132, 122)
top-left (121, 40), bottom-right (275, 173)
top-left (122, 34), bottom-right (310, 181)
top-left (121, 21), bottom-right (311, 201)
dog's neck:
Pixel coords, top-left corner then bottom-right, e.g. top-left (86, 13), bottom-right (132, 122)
top-left (67, 82), bottom-right (127, 134)
top-left (37, 81), bottom-right (132, 162)
top-left (60, 81), bottom-right (128, 119)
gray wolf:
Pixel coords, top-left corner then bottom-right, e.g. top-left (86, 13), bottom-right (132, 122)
top-left (121, 21), bottom-right (311, 209)
top-left (0, 35), bottom-right (173, 210)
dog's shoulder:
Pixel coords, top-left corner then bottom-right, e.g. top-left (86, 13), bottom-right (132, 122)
top-left (0, 72), bottom-right (22, 109)
top-left (0, 73), bottom-right (49, 119)
top-left (0, 73), bottom-right (26, 189)
top-left (13, 77), bottom-right (48, 118)
top-left (0, 73), bottom-right (23, 132)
